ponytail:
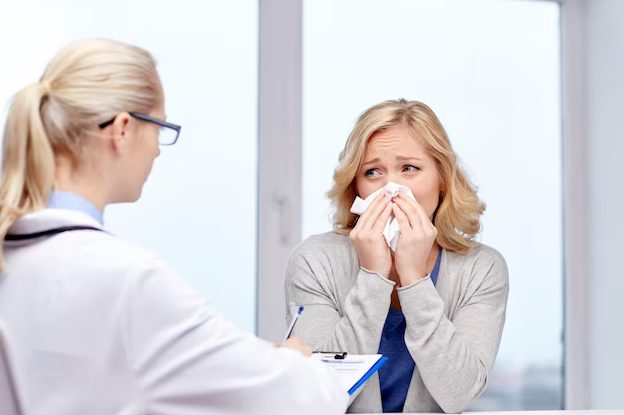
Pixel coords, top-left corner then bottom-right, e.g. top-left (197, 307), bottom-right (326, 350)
top-left (0, 82), bottom-right (55, 269)
top-left (0, 38), bottom-right (161, 271)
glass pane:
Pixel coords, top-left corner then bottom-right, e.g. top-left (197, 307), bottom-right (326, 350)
top-left (0, 0), bottom-right (258, 332)
top-left (303, 0), bottom-right (562, 410)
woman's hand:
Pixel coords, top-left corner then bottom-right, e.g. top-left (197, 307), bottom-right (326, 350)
top-left (392, 193), bottom-right (438, 286)
top-left (278, 336), bottom-right (312, 356)
top-left (350, 191), bottom-right (394, 278)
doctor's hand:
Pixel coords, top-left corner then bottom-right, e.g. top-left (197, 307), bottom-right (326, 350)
top-left (350, 192), bottom-right (394, 278)
top-left (392, 193), bottom-right (437, 287)
top-left (279, 336), bottom-right (312, 357)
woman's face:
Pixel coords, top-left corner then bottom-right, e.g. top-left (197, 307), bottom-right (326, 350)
top-left (355, 124), bottom-right (441, 219)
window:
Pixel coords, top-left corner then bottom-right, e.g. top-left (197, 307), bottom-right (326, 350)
top-left (0, 0), bottom-right (258, 332)
top-left (302, 0), bottom-right (562, 409)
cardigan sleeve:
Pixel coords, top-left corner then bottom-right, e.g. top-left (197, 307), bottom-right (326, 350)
top-left (284, 238), bottom-right (394, 355)
top-left (398, 247), bottom-right (509, 414)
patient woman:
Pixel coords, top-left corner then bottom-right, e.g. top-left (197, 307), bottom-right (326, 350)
top-left (285, 99), bottom-right (509, 413)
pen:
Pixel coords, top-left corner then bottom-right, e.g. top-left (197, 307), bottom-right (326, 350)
top-left (282, 305), bottom-right (304, 343)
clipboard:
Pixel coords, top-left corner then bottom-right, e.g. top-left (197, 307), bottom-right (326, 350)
top-left (312, 353), bottom-right (388, 395)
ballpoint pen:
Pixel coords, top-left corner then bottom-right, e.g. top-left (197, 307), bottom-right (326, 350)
top-left (282, 305), bottom-right (304, 343)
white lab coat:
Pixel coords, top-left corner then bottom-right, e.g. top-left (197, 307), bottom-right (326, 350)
top-left (0, 209), bottom-right (348, 415)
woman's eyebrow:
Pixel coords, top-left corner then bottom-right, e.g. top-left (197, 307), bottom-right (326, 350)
top-left (396, 155), bottom-right (423, 162)
top-left (361, 157), bottom-right (381, 168)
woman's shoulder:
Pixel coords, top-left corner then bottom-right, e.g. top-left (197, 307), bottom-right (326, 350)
top-left (286, 231), bottom-right (358, 288)
top-left (287, 231), bottom-right (357, 277)
top-left (290, 230), bottom-right (353, 259)
top-left (445, 242), bottom-right (507, 274)
top-left (449, 241), bottom-right (505, 263)
top-left (446, 241), bottom-right (508, 282)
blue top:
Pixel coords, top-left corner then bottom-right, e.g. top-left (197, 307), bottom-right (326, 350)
top-left (47, 191), bottom-right (104, 225)
top-left (378, 250), bottom-right (443, 413)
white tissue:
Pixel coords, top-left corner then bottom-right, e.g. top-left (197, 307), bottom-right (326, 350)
top-left (349, 182), bottom-right (416, 252)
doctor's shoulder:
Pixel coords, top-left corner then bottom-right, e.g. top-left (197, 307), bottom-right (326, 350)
top-left (74, 231), bottom-right (208, 314)
top-left (62, 229), bottom-right (188, 289)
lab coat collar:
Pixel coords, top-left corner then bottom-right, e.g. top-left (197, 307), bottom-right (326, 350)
top-left (7, 208), bottom-right (104, 237)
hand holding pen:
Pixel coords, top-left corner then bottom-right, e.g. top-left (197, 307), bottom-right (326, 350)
top-left (277, 305), bottom-right (311, 356)
top-left (281, 337), bottom-right (311, 356)
top-left (279, 306), bottom-right (347, 359)
top-left (283, 305), bottom-right (304, 342)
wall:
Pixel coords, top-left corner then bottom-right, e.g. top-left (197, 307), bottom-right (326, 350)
top-left (585, 0), bottom-right (624, 408)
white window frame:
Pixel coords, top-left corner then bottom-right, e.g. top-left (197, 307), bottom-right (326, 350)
top-left (257, 0), bottom-right (303, 342)
top-left (561, 0), bottom-right (589, 409)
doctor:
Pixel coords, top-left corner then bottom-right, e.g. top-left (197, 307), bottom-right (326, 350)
top-left (0, 38), bottom-right (347, 415)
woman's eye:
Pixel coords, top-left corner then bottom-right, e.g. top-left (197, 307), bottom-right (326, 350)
top-left (365, 168), bottom-right (380, 177)
top-left (403, 165), bottom-right (421, 172)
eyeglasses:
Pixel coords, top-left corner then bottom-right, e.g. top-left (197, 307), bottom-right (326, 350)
top-left (98, 112), bottom-right (181, 146)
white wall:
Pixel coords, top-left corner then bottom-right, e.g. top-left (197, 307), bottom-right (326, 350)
top-left (585, 0), bottom-right (624, 408)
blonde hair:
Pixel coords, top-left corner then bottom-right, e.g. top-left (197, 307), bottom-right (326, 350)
top-left (328, 98), bottom-right (485, 253)
top-left (0, 38), bottom-right (162, 269)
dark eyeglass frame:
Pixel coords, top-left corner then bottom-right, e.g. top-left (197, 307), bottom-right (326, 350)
top-left (98, 112), bottom-right (181, 146)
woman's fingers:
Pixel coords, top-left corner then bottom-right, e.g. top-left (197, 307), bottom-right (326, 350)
top-left (350, 191), bottom-right (393, 277)
top-left (353, 191), bottom-right (388, 232)
top-left (393, 194), bottom-right (424, 230)
top-left (402, 193), bottom-right (433, 224)
top-left (391, 203), bottom-right (411, 231)
top-left (353, 192), bottom-right (384, 232)
top-left (372, 199), bottom-right (394, 234)
top-left (392, 200), bottom-right (438, 286)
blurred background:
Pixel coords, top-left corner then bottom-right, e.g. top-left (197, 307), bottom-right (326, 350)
top-left (1, 0), bottom-right (621, 411)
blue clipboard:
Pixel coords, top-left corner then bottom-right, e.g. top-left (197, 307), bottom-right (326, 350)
top-left (348, 355), bottom-right (388, 395)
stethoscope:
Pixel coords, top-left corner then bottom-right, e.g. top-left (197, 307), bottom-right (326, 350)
top-left (4, 225), bottom-right (104, 241)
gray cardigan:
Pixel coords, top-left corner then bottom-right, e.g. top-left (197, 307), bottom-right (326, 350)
top-left (285, 231), bottom-right (508, 413)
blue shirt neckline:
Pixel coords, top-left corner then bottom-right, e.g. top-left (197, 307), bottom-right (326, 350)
top-left (47, 191), bottom-right (104, 225)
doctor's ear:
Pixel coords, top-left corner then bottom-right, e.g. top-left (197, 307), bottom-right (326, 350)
top-left (109, 112), bottom-right (132, 153)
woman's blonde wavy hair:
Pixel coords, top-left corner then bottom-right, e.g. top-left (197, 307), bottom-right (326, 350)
top-left (328, 98), bottom-right (485, 253)
top-left (0, 38), bottom-right (162, 269)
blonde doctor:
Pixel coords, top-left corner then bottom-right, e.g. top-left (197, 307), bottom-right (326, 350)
top-left (0, 38), bottom-right (347, 415)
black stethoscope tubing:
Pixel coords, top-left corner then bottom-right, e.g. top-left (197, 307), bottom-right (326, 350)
top-left (4, 225), bottom-right (104, 241)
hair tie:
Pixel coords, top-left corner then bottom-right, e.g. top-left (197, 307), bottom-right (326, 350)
top-left (39, 79), bottom-right (52, 95)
